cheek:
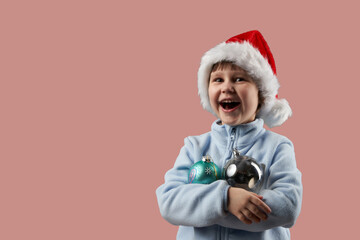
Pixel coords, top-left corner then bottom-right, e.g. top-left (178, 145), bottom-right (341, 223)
top-left (208, 86), bottom-right (218, 104)
top-left (243, 87), bottom-right (259, 107)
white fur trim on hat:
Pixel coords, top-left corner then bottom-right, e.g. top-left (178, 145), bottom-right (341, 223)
top-left (197, 41), bottom-right (292, 128)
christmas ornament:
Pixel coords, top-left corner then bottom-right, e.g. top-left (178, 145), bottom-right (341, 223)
top-left (223, 149), bottom-right (265, 192)
top-left (188, 155), bottom-right (221, 184)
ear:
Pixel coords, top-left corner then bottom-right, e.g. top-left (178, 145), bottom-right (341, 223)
top-left (256, 90), bottom-right (265, 114)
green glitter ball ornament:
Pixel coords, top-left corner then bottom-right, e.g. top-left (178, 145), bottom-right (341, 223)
top-left (188, 155), bottom-right (221, 184)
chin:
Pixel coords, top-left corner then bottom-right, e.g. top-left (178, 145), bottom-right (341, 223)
top-left (221, 117), bottom-right (255, 126)
top-left (221, 119), bottom-right (239, 126)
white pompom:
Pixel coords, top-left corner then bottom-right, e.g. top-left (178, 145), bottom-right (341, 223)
top-left (262, 98), bottom-right (292, 128)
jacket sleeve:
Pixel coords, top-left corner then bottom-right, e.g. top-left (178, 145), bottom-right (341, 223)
top-left (156, 137), bottom-right (230, 227)
top-left (216, 142), bottom-right (303, 232)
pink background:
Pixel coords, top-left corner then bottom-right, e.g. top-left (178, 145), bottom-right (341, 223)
top-left (1, 0), bottom-right (359, 239)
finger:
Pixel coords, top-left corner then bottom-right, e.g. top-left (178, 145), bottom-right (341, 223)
top-left (236, 211), bottom-right (252, 225)
top-left (248, 192), bottom-right (264, 201)
top-left (248, 191), bottom-right (262, 198)
top-left (247, 204), bottom-right (268, 221)
top-left (250, 197), bottom-right (272, 214)
top-left (243, 208), bottom-right (261, 223)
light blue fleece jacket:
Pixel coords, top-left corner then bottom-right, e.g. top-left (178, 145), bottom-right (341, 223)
top-left (156, 119), bottom-right (302, 240)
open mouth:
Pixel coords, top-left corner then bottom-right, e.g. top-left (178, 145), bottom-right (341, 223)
top-left (219, 100), bottom-right (240, 111)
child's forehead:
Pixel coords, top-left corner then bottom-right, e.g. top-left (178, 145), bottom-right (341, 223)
top-left (210, 62), bottom-right (247, 75)
top-left (211, 61), bottom-right (246, 73)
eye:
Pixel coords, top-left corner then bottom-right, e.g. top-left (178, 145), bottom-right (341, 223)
top-left (235, 77), bottom-right (245, 82)
top-left (212, 78), bottom-right (223, 83)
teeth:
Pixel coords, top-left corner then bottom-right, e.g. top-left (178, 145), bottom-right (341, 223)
top-left (221, 100), bottom-right (234, 103)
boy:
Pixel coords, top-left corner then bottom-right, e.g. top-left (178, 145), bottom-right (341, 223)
top-left (156, 30), bottom-right (302, 240)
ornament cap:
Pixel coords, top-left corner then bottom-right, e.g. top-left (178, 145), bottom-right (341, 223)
top-left (232, 149), bottom-right (241, 159)
top-left (202, 155), bottom-right (212, 163)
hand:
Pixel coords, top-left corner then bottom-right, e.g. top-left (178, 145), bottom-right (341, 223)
top-left (227, 187), bottom-right (271, 224)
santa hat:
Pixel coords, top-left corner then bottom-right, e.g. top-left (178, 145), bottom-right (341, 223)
top-left (197, 30), bottom-right (292, 128)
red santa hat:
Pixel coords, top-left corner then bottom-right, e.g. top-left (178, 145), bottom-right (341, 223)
top-left (198, 30), bottom-right (292, 128)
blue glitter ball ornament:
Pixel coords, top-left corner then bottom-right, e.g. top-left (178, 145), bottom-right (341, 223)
top-left (188, 155), bottom-right (221, 184)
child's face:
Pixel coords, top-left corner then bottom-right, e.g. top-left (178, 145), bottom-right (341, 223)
top-left (208, 64), bottom-right (259, 126)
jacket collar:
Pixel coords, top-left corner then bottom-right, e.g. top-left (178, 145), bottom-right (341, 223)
top-left (211, 118), bottom-right (265, 148)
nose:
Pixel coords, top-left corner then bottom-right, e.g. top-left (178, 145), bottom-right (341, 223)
top-left (221, 80), bottom-right (235, 93)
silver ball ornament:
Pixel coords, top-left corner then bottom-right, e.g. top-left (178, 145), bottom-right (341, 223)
top-left (223, 149), bottom-right (265, 192)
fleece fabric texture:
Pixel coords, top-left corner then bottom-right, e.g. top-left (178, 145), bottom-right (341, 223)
top-left (156, 119), bottom-right (302, 240)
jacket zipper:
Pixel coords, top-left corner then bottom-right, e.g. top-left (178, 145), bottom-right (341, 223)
top-left (229, 128), bottom-right (236, 151)
top-left (220, 128), bottom-right (236, 240)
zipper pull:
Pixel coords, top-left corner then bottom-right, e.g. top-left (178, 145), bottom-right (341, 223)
top-left (230, 128), bottom-right (236, 141)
